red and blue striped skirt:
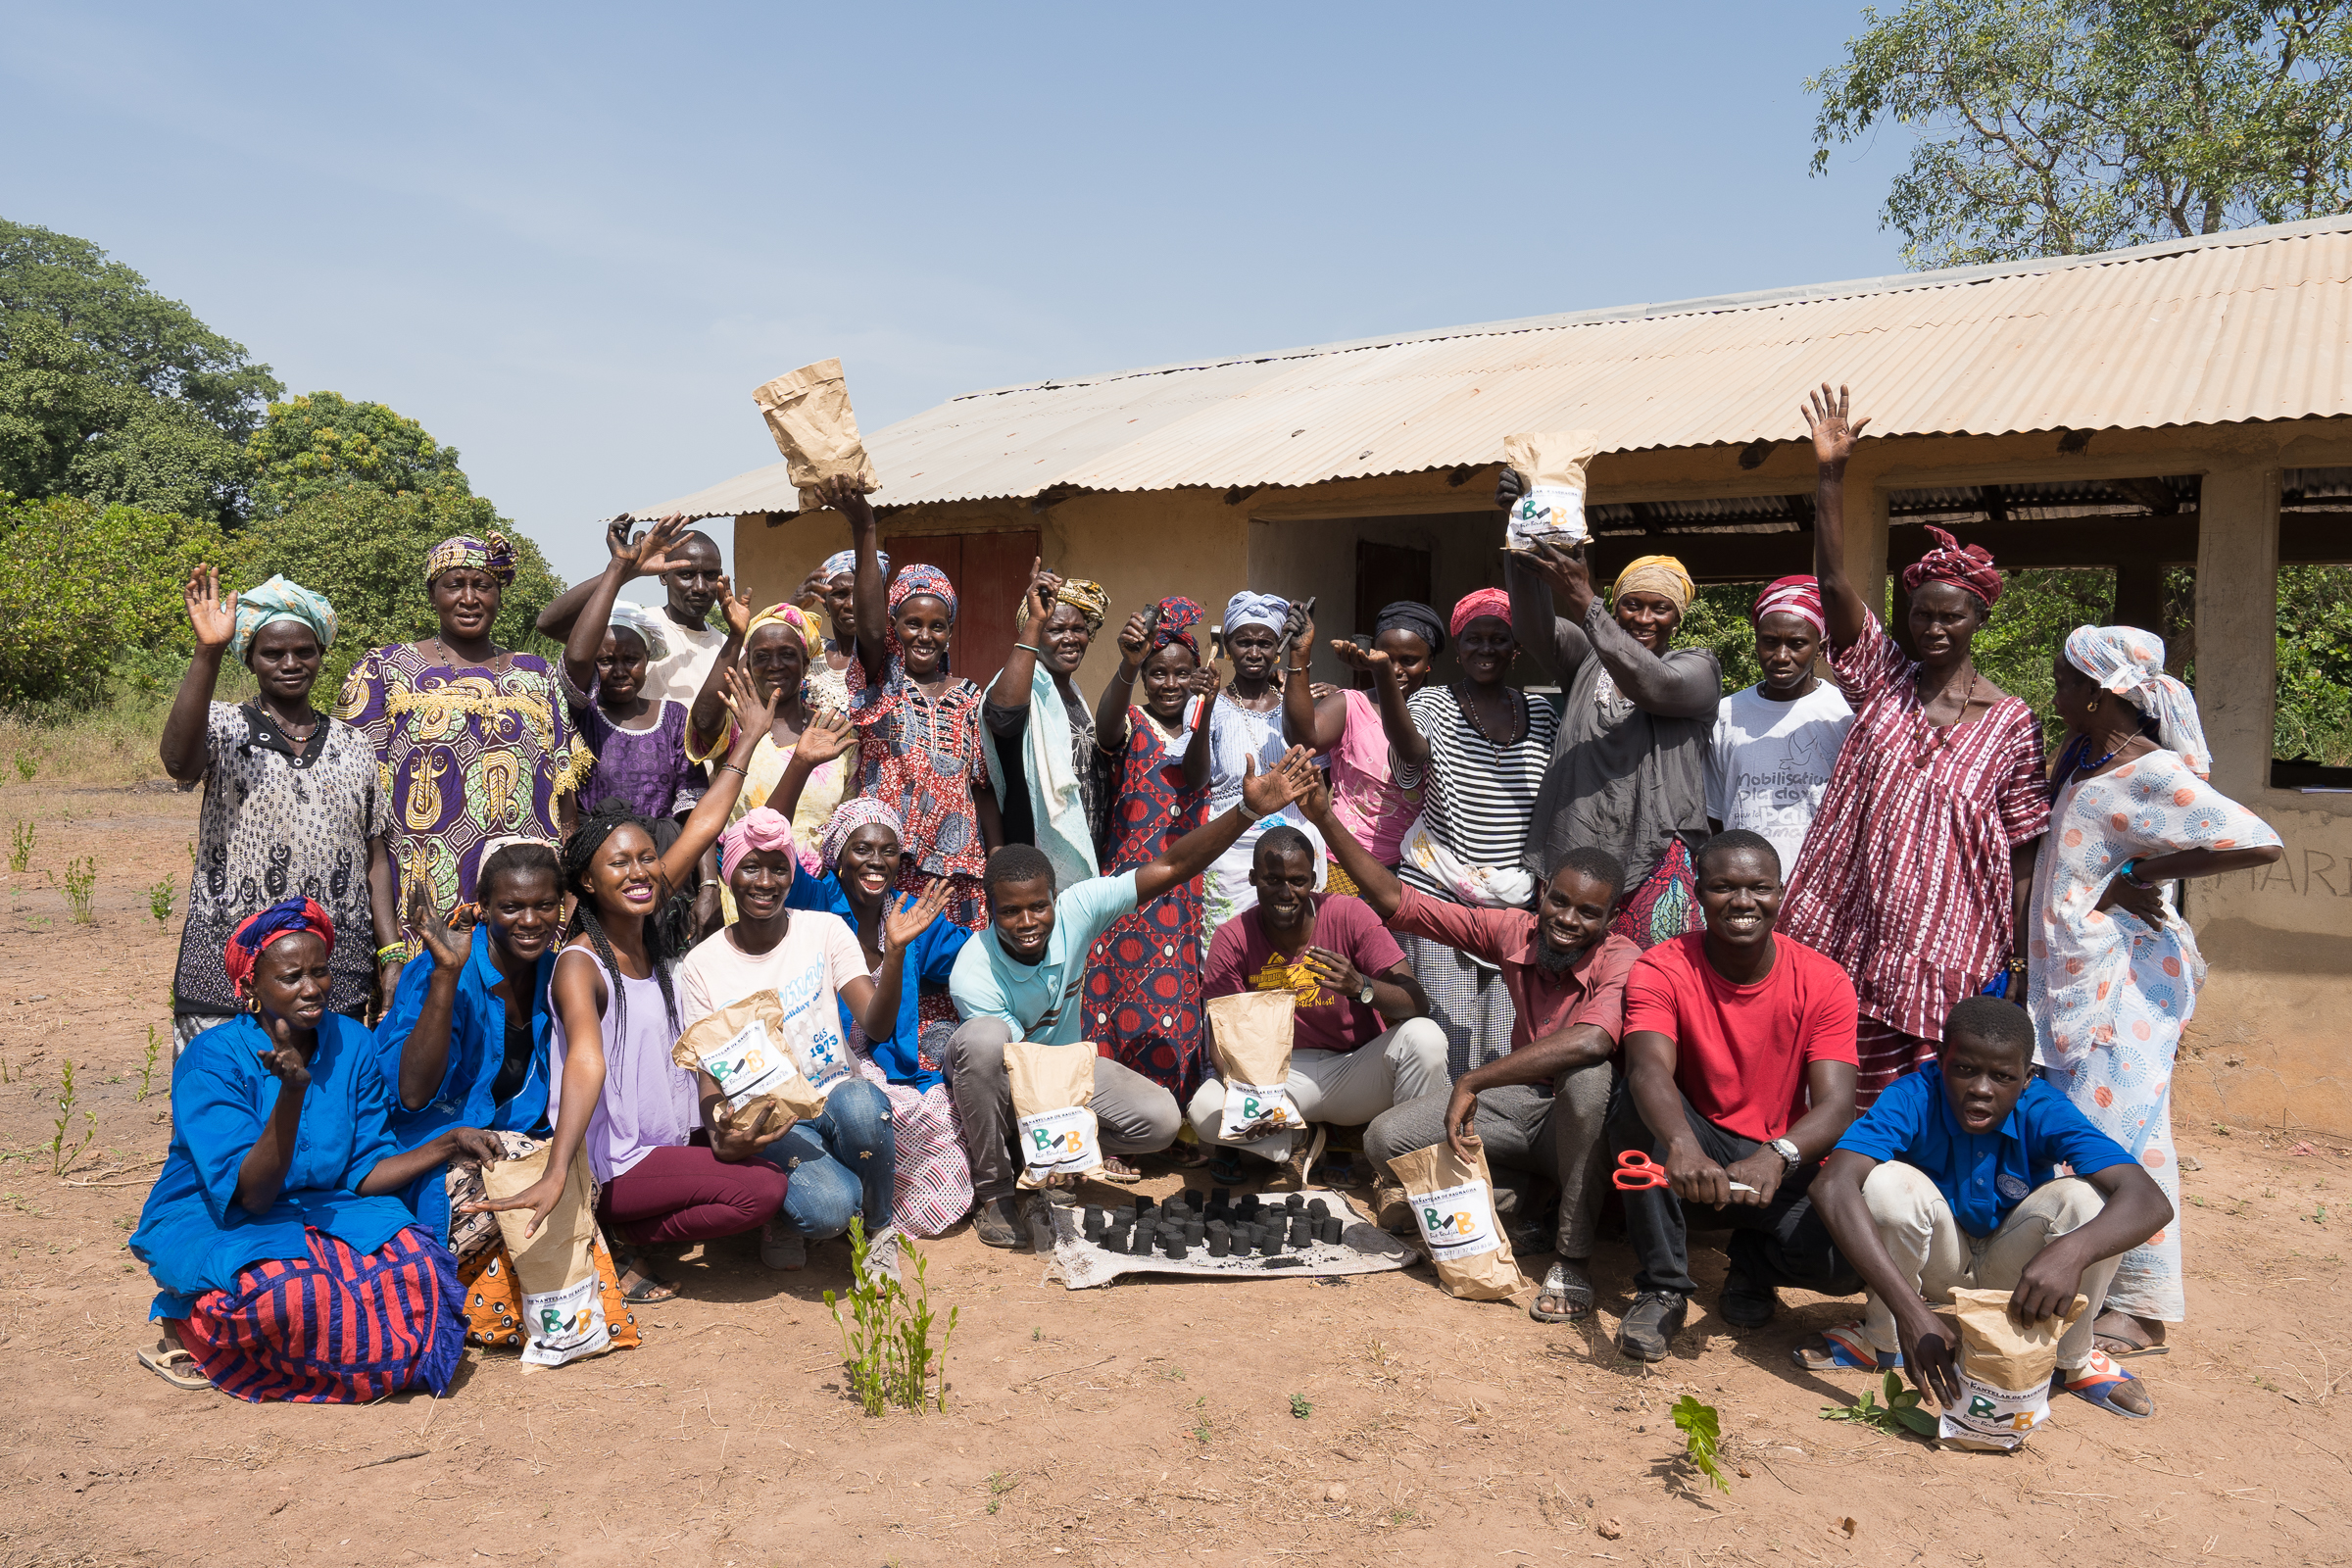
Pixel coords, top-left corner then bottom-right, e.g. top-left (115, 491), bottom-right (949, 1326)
top-left (172, 1226), bottom-right (466, 1403)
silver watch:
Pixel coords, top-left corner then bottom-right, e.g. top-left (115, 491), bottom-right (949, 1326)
top-left (1356, 977), bottom-right (1376, 1005)
top-left (1768, 1137), bottom-right (1801, 1171)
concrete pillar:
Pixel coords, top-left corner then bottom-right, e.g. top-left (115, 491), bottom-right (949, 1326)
top-left (2192, 465), bottom-right (2280, 801)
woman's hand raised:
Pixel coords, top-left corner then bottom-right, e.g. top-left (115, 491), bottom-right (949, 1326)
top-left (186, 565), bottom-right (238, 651)
top-left (883, 877), bottom-right (953, 956)
top-left (1801, 382), bottom-right (1871, 467)
top-left (795, 708), bottom-right (855, 766)
top-left (410, 883), bottom-right (475, 972)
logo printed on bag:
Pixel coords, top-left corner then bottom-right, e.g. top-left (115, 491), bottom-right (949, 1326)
top-left (1409, 1179), bottom-right (1500, 1262)
top-left (701, 1019), bottom-right (798, 1107)
top-left (1018, 1104), bottom-right (1099, 1174)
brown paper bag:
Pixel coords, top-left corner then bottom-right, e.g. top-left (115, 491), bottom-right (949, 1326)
top-left (483, 1145), bottom-right (614, 1368)
top-left (672, 991), bottom-right (829, 1127)
top-left (1500, 430), bottom-right (1599, 550)
top-left (752, 358), bottom-right (879, 512)
top-left (1004, 1039), bottom-right (1103, 1189)
top-left (1387, 1134), bottom-right (1530, 1301)
top-left (1935, 1287), bottom-right (2089, 1450)
top-left (1205, 991), bottom-right (1302, 1143)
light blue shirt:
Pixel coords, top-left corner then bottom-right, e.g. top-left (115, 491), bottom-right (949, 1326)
top-left (949, 871), bottom-right (1139, 1044)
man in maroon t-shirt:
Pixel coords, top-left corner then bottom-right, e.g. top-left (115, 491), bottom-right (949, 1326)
top-left (1608, 829), bottom-right (1861, 1360)
top-left (1197, 826), bottom-right (1445, 1182)
top-left (1305, 784), bottom-right (1639, 1325)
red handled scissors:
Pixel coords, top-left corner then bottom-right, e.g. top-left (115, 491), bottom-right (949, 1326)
top-left (1612, 1150), bottom-right (1756, 1195)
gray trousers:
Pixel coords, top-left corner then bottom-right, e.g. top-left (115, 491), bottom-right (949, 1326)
top-left (1363, 1058), bottom-right (1615, 1259)
top-left (940, 1017), bottom-right (1184, 1202)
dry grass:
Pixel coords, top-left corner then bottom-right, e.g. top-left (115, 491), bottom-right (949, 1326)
top-left (0, 665), bottom-right (255, 789)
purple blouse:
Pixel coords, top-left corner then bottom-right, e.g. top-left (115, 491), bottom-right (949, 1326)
top-left (565, 672), bottom-right (707, 821)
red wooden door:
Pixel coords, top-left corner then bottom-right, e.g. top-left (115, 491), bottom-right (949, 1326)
top-left (880, 528), bottom-right (1039, 681)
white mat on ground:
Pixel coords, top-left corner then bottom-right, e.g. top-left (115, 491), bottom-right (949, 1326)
top-left (1041, 1187), bottom-right (1414, 1291)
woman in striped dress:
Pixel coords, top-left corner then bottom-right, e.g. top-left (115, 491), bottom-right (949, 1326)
top-left (1779, 385), bottom-right (2049, 1105)
top-left (1393, 589), bottom-right (1562, 1077)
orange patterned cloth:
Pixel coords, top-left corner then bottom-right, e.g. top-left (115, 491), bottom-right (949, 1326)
top-left (456, 1235), bottom-right (642, 1354)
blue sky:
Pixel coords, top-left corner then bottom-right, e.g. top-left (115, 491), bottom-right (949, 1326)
top-left (3, 1), bottom-right (1913, 594)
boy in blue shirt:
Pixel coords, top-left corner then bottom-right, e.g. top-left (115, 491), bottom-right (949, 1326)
top-left (1806, 997), bottom-right (2171, 1419)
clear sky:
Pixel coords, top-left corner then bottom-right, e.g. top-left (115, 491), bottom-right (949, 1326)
top-left (3, 1), bottom-right (1913, 596)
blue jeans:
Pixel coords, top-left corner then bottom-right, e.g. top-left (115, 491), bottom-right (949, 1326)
top-left (757, 1078), bottom-right (896, 1240)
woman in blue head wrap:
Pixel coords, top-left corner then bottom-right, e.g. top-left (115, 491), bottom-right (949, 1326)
top-left (161, 568), bottom-right (403, 1055)
top-left (1199, 590), bottom-right (1327, 935)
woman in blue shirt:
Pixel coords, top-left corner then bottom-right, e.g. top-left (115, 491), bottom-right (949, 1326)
top-left (130, 899), bottom-right (500, 1401)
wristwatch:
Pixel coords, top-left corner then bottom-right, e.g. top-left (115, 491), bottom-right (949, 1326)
top-left (1356, 977), bottom-right (1376, 1005)
top-left (1768, 1137), bottom-right (1801, 1171)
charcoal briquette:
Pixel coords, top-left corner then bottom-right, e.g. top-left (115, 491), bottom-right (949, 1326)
top-left (1184, 1221), bottom-right (1205, 1246)
top-left (1102, 1231), bottom-right (1127, 1254)
top-left (1206, 1234), bottom-right (1230, 1258)
top-left (1306, 1199), bottom-right (1329, 1220)
top-left (1289, 1217), bottom-right (1311, 1248)
top-left (1257, 1230), bottom-right (1283, 1256)
top-left (1135, 1195), bottom-right (1154, 1218)
top-left (1284, 1193), bottom-right (1305, 1212)
top-left (1320, 1215), bottom-right (1344, 1244)
top-left (1166, 1240), bottom-right (1188, 1260)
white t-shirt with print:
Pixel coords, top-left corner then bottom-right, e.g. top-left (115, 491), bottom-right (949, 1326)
top-left (677, 913), bottom-right (869, 1097)
top-left (1703, 681), bottom-right (1856, 880)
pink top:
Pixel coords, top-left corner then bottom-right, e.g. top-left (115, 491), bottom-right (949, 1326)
top-left (1326, 689), bottom-right (1421, 864)
top-left (549, 947), bottom-right (700, 1185)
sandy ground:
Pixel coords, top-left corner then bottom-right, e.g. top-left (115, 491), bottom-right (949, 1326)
top-left (2, 781), bottom-right (2348, 1568)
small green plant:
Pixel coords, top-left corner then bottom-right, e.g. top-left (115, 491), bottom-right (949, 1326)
top-left (148, 875), bottom-right (174, 928)
top-left (8, 821), bottom-right (30, 873)
top-left (50, 1057), bottom-right (95, 1177)
top-left (1671, 1395), bottom-right (1730, 1494)
top-left (60, 858), bottom-right (96, 923)
top-left (984, 1472), bottom-right (1016, 1514)
top-left (13, 753), bottom-right (34, 782)
top-left (1192, 1418), bottom-right (1211, 1446)
top-left (1290, 1393), bottom-right (1313, 1420)
top-left (1031, 1326), bottom-right (1042, 1341)
top-left (822, 1216), bottom-right (956, 1415)
top-left (2315, 1202), bottom-right (2328, 1226)
top-left (137, 1026), bottom-right (163, 1102)
top-left (1821, 1370), bottom-right (1938, 1438)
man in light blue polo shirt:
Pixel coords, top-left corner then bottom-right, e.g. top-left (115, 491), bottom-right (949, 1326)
top-left (948, 747), bottom-right (1320, 1247)
top-left (1804, 997), bottom-right (2172, 1418)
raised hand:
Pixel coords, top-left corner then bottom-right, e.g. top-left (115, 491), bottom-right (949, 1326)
top-left (1021, 558), bottom-right (1062, 629)
top-left (883, 877), bottom-right (952, 956)
top-left (256, 1040), bottom-right (312, 1094)
top-left (1239, 745), bottom-right (1320, 819)
top-left (716, 573), bottom-right (754, 639)
top-left (1187, 662), bottom-right (1223, 701)
top-left (1527, 539), bottom-right (1595, 612)
top-left (185, 565), bottom-right (238, 651)
top-left (1296, 769), bottom-right (1334, 824)
top-left (796, 565), bottom-right (834, 608)
top-left (815, 473), bottom-right (875, 529)
top-left (1330, 639), bottom-right (1390, 676)
top-left (410, 882), bottom-right (475, 971)
top-left (611, 514), bottom-right (694, 579)
top-left (721, 662), bottom-right (777, 734)
top-left (1115, 610), bottom-right (1154, 668)
top-left (1801, 382), bottom-right (1871, 467)
top-left (795, 708), bottom-right (855, 765)
top-left (1494, 466), bottom-right (1527, 512)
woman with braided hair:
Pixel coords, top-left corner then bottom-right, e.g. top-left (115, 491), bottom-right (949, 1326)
top-left (473, 665), bottom-right (777, 1302)
top-left (1779, 384), bottom-right (2049, 1106)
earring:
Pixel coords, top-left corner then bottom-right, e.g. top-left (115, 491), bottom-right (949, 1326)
top-left (2087, 697), bottom-right (2101, 711)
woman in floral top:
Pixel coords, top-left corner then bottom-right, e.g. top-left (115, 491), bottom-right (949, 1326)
top-left (336, 533), bottom-right (585, 962)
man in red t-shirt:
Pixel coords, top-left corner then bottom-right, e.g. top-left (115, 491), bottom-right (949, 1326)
top-left (1608, 829), bottom-right (1860, 1361)
top-left (1197, 827), bottom-right (1445, 1182)
top-left (1305, 784), bottom-right (1639, 1325)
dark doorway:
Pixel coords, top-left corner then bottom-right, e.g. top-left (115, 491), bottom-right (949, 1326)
top-left (1356, 541), bottom-right (1433, 636)
top-left (879, 527), bottom-right (1040, 680)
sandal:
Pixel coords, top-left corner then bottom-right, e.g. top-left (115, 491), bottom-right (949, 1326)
top-left (136, 1341), bottom-right (211, 1391)
top-left (1208, 1148), bottom-right (1247, 1187)
top-left (1792, 1322), bottom-right (1900, 1372)
top-left (1095, 1153), bottom-right (1143, 1186)
top-left (613, 1252), bottom-right (677, 1304)
top-left (1529, 1259), bottom-right (1594, 1323)
top-left (2090, 1309), bottom-right (2171, 1359)
top-left (2059, 1349), bottom-right (2153, 1418)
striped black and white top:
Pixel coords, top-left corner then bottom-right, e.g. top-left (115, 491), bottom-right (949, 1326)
top-left (1394, 684), bottom-right (1560, 902)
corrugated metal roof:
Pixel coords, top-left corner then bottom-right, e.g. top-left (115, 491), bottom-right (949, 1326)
top-left (628, 215), bottom-right (2352, 519)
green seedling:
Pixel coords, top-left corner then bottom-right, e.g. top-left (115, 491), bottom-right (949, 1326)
top-left (1671, 1395), bottom-right (1730, 1493)
top-left (137, 1025), bottom-right (163, 1102)
top-left (823, 1216), bottom-right (956, 1415)
top-left (1821, 1370), bottom-right (1938, 1438)
top-left (50, 1056), bottom-right (95, 1177)
top-left (8, 821), bottom-right (30, 873)
top-left (13, 753), bottom-right (33, 782)
top-left (148, 875), bottom-right (174, 928)
top-left (985, 1472), bottom-right (1016, 1514)
top-left (61, 858), bottom-right (96, 924)
top-left (1290, 1393), bottom-right (1313, 1419)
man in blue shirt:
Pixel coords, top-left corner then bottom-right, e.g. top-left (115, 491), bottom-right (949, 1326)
top-left (947, 747), bottom-right (1320, 1248)
top-left (1807, 997), bottom-right (2171, 1418)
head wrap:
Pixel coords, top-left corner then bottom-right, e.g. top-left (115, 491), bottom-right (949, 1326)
top-left (1223, 591), bottom-right (1291, 640)
top-left (744, 602), bottom-right (820, 658)
top-left (718, 808), bottom-right (800, 887)
top-left (1373, 600), bottom-right (1446, 656)
top-left (1750, 575), bottom-right (1826, 638)
top-left (1449, 588), bottom-right (1512, 638)
top-left (605, 602), bottom-right (670, 662)
top-left (888, 564), bottom-right (956, 621)
top-left (1149, 596), bottom-right (1203, 660)
top-left (424, 532), bottom-right (517, 587)
top-left (2063, 625), bottom-right (2212, 779)
top-left (819, 798), bottom-right (906, 871)
top-left (1612, 555), bottom-right (1694, 613)
top-left (1901, 525), bottom-right (2003, 607)
top-left (223, 897), bottom-right (335, 999)
top-left (1017, 577), bottom-right (1111, 635)
top-left (819, 547), bottom-right (889, 581)
top-left (227, 575), bottom-right (337, 662)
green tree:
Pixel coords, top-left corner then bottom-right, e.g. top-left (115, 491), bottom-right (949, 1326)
top-left (1808, 1), bottom-right (2352, 268)
top-left (0, 218), bottom-right (280, 442)
top-left (2275, 564), bottom-right (2352, 764)
top-left (245, 391), bottom-right (474, 517)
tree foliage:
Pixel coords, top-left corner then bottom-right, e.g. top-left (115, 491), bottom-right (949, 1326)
top-left (2275, 564), bottom-right (2352, 764)
top-left (245, 391), bottom-right (475, 518)
top-left (1808, 0), bottom-right (2352, 267)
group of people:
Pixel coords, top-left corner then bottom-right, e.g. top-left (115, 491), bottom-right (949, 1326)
top-left (131, 384), bottom-right (2278, 1432)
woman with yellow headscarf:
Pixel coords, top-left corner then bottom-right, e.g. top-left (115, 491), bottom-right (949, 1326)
top-left (1498, 472), bottom-right (1723, 949)
top-left (982, 559), bottom-right (1114, 891)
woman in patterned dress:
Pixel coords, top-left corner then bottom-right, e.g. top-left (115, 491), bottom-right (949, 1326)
top-left (832, 478), bottom-right (1003, 930)
top-left (1081, 597), bottom-right (1219, 1103)
top-left (688, 590), bottom-right (855, 868)
top-left (1778, 386), bottom-right (2051, 1106)
top-left (1201, 592), bottom-right (1327, 935)
top-left (2030, 625), bottom-right (2281, 1355)
top-left (337, 533), bottom-right (585, 960)
top-left (162, 568), bottom-right (400, 1051)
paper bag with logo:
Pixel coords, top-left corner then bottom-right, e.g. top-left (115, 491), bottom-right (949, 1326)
top-left (483, 1145), bottom-right (614, 1369)
top-left (1207, 990), bottom-right (1303, 1143)
top-left (752, 358), bottom-right (879, 512)
top-left (1386, 1133), bottom-right (1530, 1302)
top-left (1936, 1287), bottom-right (2088, 1450)
top-left (672, 990), bottom-right (829, 1127)
top-left (1004, 1039), bottom-right (1103, 1189)
top-left (1500, 430), bottom-right (1599, 551)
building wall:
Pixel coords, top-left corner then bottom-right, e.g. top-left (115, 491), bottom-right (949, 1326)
top-left (739, 416), bottom-right (2352, 1131)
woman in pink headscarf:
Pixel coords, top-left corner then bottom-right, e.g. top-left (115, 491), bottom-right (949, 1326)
top-left (1703, 575), bottom-right (1855, 875)
top-left (1779, 384), bottom-right (2051, 1106)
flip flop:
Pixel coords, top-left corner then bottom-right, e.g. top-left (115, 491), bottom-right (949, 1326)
top-left (1791, 1321), bottom-right (1900, 1372)
top-left (1528, 1260), bottom-right (1594, 1323)
top-left (612, 1253), bottom-right (677, 1304)
top-left (2059, 1349), bottom-right (2152, 1418)
top-left (2091, 1311), bottom-right (2171, 1358)
top-left (137, 1341), bottom-right (211, 1391)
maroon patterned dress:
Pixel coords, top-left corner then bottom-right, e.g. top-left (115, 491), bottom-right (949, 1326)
top-left (1081, 708), bottom-right (1209, 1100)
